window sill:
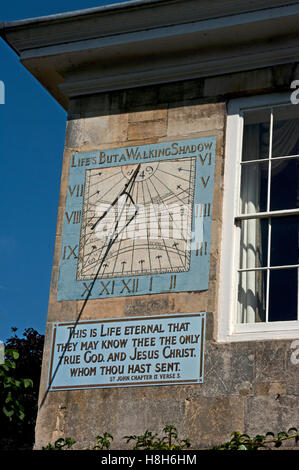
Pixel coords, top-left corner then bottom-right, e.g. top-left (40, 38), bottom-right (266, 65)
top-left (219, 321), bottom-right (299, 342)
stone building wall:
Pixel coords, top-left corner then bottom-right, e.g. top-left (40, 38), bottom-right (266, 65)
top-left (35, 63), bottom-right (299, 449)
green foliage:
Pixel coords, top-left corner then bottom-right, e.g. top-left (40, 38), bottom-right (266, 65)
top-left (0, 348), bottom-right (33, 424)
top-left (94, 432), bottom-right (113, 450)
top-left (124, 424), bottom-right (191, 450)
top-left (0, 328), bottom-right (44, 450)
top-left (42, 437), bottom-right (76, 450)
top-left (42, 425), bottom-right (299, 451)
top-left (213, 428), bottom-right (299, 450)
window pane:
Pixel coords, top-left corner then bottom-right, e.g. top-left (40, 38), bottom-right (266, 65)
top-left (239, 218), bottom-right (268, 269)
top-left (268, 268), bottom-right (298, 321)
top-left (270, 157), bottom-right (299, 211)
top-left (242, 109), bottom-right (270, 161)
top-left (237, 270), bottom-right (267, 323)
top-left (240, 161), bottom-right (268, 214)
top-left (272, 105), bottom-right (299, 157)
top-left (270, 216), bottom-right (299, 266)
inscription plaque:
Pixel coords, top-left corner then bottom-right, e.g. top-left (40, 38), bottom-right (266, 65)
top-left (48, 313), bottom-right (206, 390)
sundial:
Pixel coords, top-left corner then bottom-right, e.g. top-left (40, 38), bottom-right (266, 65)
top-left (57, 137), bottom-right (216, 300)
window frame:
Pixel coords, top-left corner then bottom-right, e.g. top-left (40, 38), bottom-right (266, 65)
top-left (218, 92), bottom-right (299, 342)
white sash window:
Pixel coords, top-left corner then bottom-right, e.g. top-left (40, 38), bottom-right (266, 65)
top-left (219, 93), bottom-right (299, 342)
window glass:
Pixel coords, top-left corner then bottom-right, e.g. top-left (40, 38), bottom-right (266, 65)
top-left (268, 268), bottom-right (298, 321)
top-left (237, 101), bottom-right (299, 325)
top-left (238, 270), bottom-right (267, 323)
top-left (242, 109), bottom-right (270, 161)
top-left (239, 218), bottom-right (268, 269)
top-left (240, 161), bottom-right (268, 214)
top-left (270, 216), bottom-right (299, 267)
top-left (272, 105), bottom-right (299, 158)
top-left (270, 157), bottom-right (299, 211)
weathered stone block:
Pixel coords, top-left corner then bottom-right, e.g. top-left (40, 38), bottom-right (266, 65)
top-left (167, 102), bottom-right (225, 137)
top-left (255, 382), bottom-right (287, 396)
top-left (76, 297), bottom-right (126, 320)
top-left (115, 397), bottom-right (186, 449)
top-left (245, 395), bottom-right (299, 440)
top-left (158, 79), bottom-right (203, 104)
top-left (124, 295), bottom-right (170, 316)
top-left (254, 342), bottom-right (288, 383)
top-left (47, 301), bottom-right (78, 322)
top-left (78, 91), bottom-right (126, 116)
top-left (172, 291), bottom-right (207, 314)
top-left (127, 119), bottom-right (167, 141)
top-left (128, 107), bottom-right (167, 123)
top-left (185, 396), bottom-right (245, 448)
top-left (204, 68), bottom-right (273, 98)
top-left (83, 113), bottom-right (129, 147)
top-left (200, 342), bottom-right (254, 398)
top-left (125, 86), bottom-right (159, 108)
top-left (285, 342), bottom-right (299, 396)
top-left (65, 117), bottom-right (84, 148)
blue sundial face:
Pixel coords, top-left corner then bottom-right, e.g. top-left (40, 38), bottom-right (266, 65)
top-left (57, 137), bottom-right (216, 300)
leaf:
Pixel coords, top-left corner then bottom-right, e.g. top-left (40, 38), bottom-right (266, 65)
top-left (3, 406), bottom-right (14, 419)
top-left (5, 349), bottom-right (19, 361)
top-left (253, 434), bottom-right (265, 442)
top-left (23, 378), bottom-right (33, 388)
top-left (5, 391), bottom-right (12, 403)
top-left (277, 431), bottom-right (288, 440)
top-left (64, 438), bottom-right (76, 448)
top-left (4, 376), bottom-right (12, 385)
top-left (11, 350), bottom-right (19, 360)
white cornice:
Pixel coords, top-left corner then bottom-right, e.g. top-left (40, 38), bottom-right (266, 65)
top-left (59, 44), bottom-right (299, 98)
top-left (2, 0), bottom-right (299, 109)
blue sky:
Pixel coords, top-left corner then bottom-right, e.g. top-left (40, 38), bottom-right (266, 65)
top-left (0, 1), bottom-right (130, 341)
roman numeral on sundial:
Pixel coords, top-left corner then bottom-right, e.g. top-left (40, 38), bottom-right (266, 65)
top-left (62, 245), bottom-right (78, 260)
top-left (169, 275), bottom-right (177, 289)
top-left (81, 282), bottom-right (93, 297)
top-left (200, 176), bottom-right (210, 188)
top-left (196, 241), bottom-right (208, 256)
top-left (68, 184), bottom-right (84, 197)
top-left (120, 278), bottom-right (139, 294)
top-left (198, 152), bottom-right (212, 166)
top-left (195, 203), bottom-right (211, 217)
top-left (99, 280), bottom-right (115, 296)
top-left (65, 210), bottom-right (81, 224)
